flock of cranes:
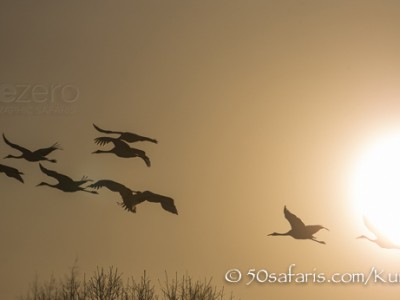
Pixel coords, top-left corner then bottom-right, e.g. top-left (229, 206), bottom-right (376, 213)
top-left (1, 124), bottom-right (398, 248)
top-left (0, 124), bottom-right (178, 215)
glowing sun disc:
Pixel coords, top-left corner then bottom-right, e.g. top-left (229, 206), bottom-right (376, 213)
top-left (351, 132), bottom-right (400, 245)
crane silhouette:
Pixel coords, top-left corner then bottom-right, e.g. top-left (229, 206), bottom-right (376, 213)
top-left (37, 163), bottom-right (98, 194)
top-left (268, 206), bottom-right (328, 244)
top-left (3, 134), bottom-right (61, 163)
top-left (93, 124), bottom-right (158, 144)
top-left (357, 216), bottom-right (400, 249)
top-left (92, 137), bottom-right (151, 167)
top-left (89, 179), bottom-right (178, 214)
top-left (0, 163), bottom-right (24, 183)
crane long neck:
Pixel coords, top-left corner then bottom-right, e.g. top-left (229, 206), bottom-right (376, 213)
top-left (38, 182), bottom-right (57, 188)
top-left (359, 235), bottom-right (374, 242)
top-left (270, 232), bottom-right (291, 236)
top-left (6, 154), bottom-right (23, 159)
top-left (94, 149), bottom-right (112, 154)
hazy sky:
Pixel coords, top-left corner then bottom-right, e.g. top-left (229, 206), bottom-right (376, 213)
top-left (2, 1), bottom-right (400, 299)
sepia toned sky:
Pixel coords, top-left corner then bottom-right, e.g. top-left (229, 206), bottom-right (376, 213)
top-left (2, 1), bottom-right (400, 298)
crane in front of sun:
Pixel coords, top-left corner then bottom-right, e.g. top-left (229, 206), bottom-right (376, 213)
top-left (357, 216), bottom-right (400, 249)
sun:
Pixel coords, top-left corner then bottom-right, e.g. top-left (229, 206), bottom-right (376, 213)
top-left (351, 132), bottom-right (400, 245)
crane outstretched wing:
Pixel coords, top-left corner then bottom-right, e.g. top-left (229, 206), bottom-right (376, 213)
top-left (39, 163), bottom-right (72, 184)
top-left (94, 137), bottom-right (128, 148)
top-left (118, 198), bottom-right (137, 213)
top-left (362, 216), bottom-right (390, 241)
top-left (0, 163), bottom-right (19, 174)
top-left (89, 179), bottom-right (133, 193)
top-left (93, 124), bottom-right (122, 135)
top-left (93, 123), bottom-right (157, 144)
top-left (3, 134), bottom-right (29, 153)
top-left (90, 179), bottom-right (138, 212)
top-left (284, 206), bottom-right (305, 230)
